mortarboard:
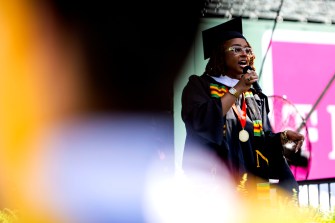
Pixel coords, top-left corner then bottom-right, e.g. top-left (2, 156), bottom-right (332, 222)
top-left (202, 17), bottom-right (246, 60)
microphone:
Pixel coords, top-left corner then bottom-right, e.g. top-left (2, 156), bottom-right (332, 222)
top-left (243, 66), bottom-right (262, 93)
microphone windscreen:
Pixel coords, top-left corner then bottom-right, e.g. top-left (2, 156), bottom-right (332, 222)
top-left (243, 66), bottom-right (253, 74)
top-left (243, 66), bottom-right (262, 93)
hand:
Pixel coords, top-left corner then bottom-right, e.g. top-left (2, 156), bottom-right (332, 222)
top-left (236, 69), bottom-right (259, 92)
top-left (283, 130), bottom-right (305, 153)
top-left (282, 130), bottom-right (306, 166)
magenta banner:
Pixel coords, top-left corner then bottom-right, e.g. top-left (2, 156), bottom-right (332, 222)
top-left (262, 30), bottom-right (335, 180)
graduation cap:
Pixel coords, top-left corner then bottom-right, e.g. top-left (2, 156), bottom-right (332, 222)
top-left (202, 17), bottom-right (246, 60)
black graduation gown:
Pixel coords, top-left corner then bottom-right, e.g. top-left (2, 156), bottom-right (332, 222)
top-left (181, 74), bottom-right (298, 194)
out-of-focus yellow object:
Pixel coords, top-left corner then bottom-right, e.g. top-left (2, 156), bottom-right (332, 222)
top-left (0, 208), bottom-right (18, 223)
top-left (0, 0), bottom-right (39, 217)
top-left (0, 1), bottom-right (85, 222)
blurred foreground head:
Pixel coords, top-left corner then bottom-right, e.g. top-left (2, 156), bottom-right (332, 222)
top-left (39, 0), bottom-right (203, 112)
top-left (0, 0), bottom-right (202, 222)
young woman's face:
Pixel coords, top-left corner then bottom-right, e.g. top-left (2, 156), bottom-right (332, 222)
top-left (223, 38), bottom-right (253, 79)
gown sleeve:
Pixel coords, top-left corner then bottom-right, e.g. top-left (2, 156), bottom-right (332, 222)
top-left (260, 93), bottom-right (299, 192)
top-left (181, 75), bottom-right (225, 145)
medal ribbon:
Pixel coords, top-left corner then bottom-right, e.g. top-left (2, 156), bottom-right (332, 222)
top-left (232, 94), bottom-right (247, 129)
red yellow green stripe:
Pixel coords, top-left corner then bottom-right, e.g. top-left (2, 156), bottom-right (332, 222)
top-left (257, 182), bottom-right (270, 191)
top-left (256, 183), bottom-right (271, 200)
top-left (244, 91), bottom-right (254, 98)
top-left (253, 120), bottom-right (263, 136)
top-left (210, 83), bottom-right (228, 98)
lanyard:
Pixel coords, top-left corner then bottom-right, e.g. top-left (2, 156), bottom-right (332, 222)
top-left (231, 94), bottom-right (247, 129)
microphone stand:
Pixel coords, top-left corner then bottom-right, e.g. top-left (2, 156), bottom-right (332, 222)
top-left (296, 72), bottom-right (335, 132)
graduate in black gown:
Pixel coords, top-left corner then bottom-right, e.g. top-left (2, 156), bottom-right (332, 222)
top-left (181, 17), bottom-right (305, 195)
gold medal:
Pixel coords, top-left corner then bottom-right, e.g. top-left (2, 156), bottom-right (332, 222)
top-left (239, 129), bottom-right (249, 142)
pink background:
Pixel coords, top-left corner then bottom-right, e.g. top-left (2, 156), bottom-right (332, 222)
top-left (271, 41), bottom-right (335, 180)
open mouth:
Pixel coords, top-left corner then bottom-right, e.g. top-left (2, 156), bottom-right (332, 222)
top-left (238, 60), bottom-right (248, 67)
top-left (238, 60), bottom-right (247, 65)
